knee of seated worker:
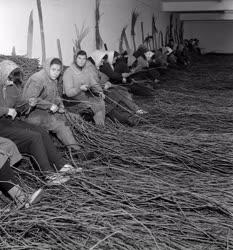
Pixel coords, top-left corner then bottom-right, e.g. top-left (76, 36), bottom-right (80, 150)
top-left (49, 119), bottom-right (67, 131)
top-left (54, 122), bottom-right (70, 134)
top-left (3, 138), bottom-right (17, 149)
top-left (27, 131), bottom-right (44, 144)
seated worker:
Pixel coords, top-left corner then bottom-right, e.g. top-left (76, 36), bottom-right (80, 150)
top-left (88, 50), bottom-right (147, 126)
top-left (0, 60), bottom-right (81, 184)
top-left (193, 39), bottom-right (202, 55)
top-left (132, 45), bottom-right (154, 72)
top-left (63, 50), bottom-right (105, 126)
top-left (0, 137), bottom-right (43, 208)
top-left (98, 49), bottom-right (155, 97)
top-left (175, 44), bottom-right (191, 66)
top-left (149, 49), bottom-right (168, 69)
top-left (163, 46), bottom-right (177, 66)
top-left (96, 50), bottom-right (130, 85)
top-left (21, 58), bottom-right (83, 151)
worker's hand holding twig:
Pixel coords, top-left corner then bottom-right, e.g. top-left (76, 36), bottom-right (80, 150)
top-left (99, 92), bottom-right (105, 100)
top-left (80, 85), bottom-right (89, 91)
top-left (50, 104), bottom-right (59, 113)
top-left (122, 72), bottom-right (130, 78)
top-left (28, 97), bottom-right (37, 107)
top-left (104, 82), bottom-right (112, 90)
top-left (58, 106), bottom-right (65, 113)
top-left (7, 108), bottom-right (17, 120)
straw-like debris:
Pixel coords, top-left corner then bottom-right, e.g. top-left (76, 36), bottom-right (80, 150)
top-left (1, 54), bottom-right (233, 249)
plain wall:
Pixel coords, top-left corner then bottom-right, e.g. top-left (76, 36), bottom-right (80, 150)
top-left (0, 0), bottom-right (170, 65)
top-left (184, 21), bottom-right (233, 54)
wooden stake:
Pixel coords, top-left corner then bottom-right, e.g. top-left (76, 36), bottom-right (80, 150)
top-left (57, 39), bottom-right (63, 62)
top-left (95, 0), bottom-right (103, 49)
top-left (27, 10), bottom-right (33, 58)
top-left (11, 46), bottom-right (16, 56)
top-left (141, 22), bottom-right (144, 44)
top-left (37, 0), bottom-right (46, 64)
top-left (131, 10), bottom-right (139, 51)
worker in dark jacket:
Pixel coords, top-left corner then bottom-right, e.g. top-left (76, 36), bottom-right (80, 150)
top-left (98, 50), bottom-right (155, 97)
top-left (0, 60), bottom-right (81, 185)
top-left (88, 50), bottom-right (147, 125)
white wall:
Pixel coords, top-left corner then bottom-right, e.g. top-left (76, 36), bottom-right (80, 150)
top-left (0, 0), bottom-right (170, 65)
top-left (184, 21), bottom-right (233, 54)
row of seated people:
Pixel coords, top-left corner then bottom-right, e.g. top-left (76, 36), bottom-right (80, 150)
top-left (0, 41), bottom-right (201, 209)
top-left (0, 57), bottom-right (89, 209)
top-left (0, 48), bottom-right (155, 209)
top-left (0, 50), bottom-right (148, 209)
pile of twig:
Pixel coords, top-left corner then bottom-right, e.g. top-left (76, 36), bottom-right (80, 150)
top-left (1, 146), bottom-right (233, 249)
top-left (134, 54), bottom-right (233, 133)
top-left (1, 54), bottom-right (233, 249)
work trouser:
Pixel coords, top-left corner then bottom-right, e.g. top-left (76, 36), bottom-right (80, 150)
top-left (106, 86), bottom-right (139, 113)
top-left (69, 92), bottom-right (105, 126)
top-left (0, 160), bottom-right (19, 194)
top-left (25, 110), bottom-right (80, 150)
top-left (107, 102), bottom-right (141, 126)
top-left (0, 118), bottom-right (65, 175)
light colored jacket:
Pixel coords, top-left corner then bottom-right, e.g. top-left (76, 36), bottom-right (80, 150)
top-left (63, 62), bottom-right (102, 98)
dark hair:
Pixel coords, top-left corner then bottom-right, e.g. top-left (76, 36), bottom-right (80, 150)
top-left (76, 50), bottom-right (87, 58)
top-left (88, 57), bottom-right (95, 66)
top-left (50, 58), bottom-right (62, 67)
top-left (102, 54), bottom-right (108, 60)
top-left (8, 68), bottom-right (23, 85)
top-left (113, 51), bottom-right (120, 59)
top-left (151, 54), bottom-right (156, 61)
top-left (121, 51), bottom-right (128, 57)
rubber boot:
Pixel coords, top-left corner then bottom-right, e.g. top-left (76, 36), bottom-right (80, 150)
top-left (8, 185), bottom-right (43, 208)
top-left (8, 185), bottom-right (26, 204)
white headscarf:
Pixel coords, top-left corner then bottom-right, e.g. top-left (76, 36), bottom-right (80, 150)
top-left (89, 50), bottom-right (107, 69)
top-left (144, 51), bottom-right (155, 61)
top-left (106, 51), bottom-right (115, 66)
top-left (165, 46), bottom-right (173, 55)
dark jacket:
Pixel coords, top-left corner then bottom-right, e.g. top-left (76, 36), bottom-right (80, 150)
top-left (0, 60), bottom-right (25, 117)
top-left (100, 62), bottom-right (123, 83)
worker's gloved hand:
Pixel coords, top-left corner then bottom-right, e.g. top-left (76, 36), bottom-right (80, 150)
top-left (58, 106), bottom-right (65, 114)
top-left (80, 85), bottom-right (89, 91)
top-left (99, 92), bottom-right (105, 100)
top-left (28, 98), bottom-right (37, 107)
top-left (50, 104), bottom-right (59, 113)
top-left (122, 72), bottom-right (130, 78)
top-left (122, 77), bottom-right (127, 84)
top-left (7, 108), bottom-right (17, 120)
top-left (104, 82), bottom-right (112, 90)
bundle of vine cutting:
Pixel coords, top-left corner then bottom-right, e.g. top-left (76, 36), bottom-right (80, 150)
top-left (1, 54), bottom-right (233, 249)
top-left (1, 120), bottom-right (233, 249)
